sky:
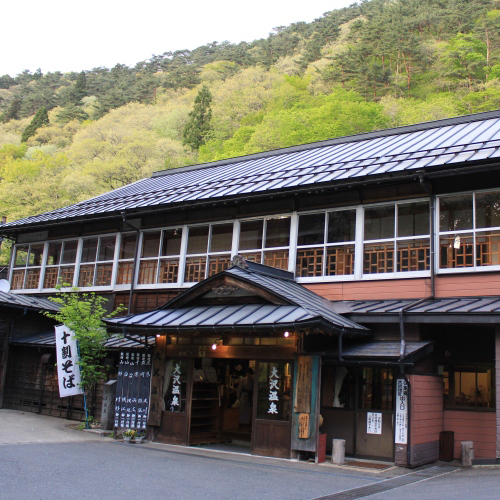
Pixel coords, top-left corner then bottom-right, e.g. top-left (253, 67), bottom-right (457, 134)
top-left (2, 0), bottom-right (355, 77)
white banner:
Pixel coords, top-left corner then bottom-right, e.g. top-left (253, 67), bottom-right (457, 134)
top-left (367, 412), bottom-right (382, 434)
top-left (395, 378), bottom-right (409, 444)
top-left (55, 325), bottom-right (84, 397)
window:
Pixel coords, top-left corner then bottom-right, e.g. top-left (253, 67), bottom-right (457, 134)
top-left (364, 202), bottom-right (429, 274)
top-left (77, 236), bottom-right (116, 287)
top-left (239, 217), bottom-right (290, 270)
top-left (359, 368), bottom-right (394, 411)
top-left (296, 210), bottom-right (356, 277)
top-left (443, 365), bottom-right (495, 410)
top-left (116, 233), bottom-right (137, 285)
top-left (138, 228), bottom-right (182, 285)
top-left (184, 223), bottom-right (233, 283)
top-left (439, 191), bottom-right (500, 269)
top-left (11, 243), bottom-right (44, 290)
top-left (42, 240), bottom-right (79, 288)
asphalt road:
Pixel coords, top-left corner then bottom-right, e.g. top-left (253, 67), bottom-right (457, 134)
top-left (1, 410), bottom-right (499, 500)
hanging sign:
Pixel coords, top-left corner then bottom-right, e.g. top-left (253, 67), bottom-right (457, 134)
top-left (298, 413), bottom-right (310, 439)
top-left (367, 412), bottom-right (382, 434)
top-left (395, 378), bottom-right (409, 444)
top-left (55, 325), bottom-right (84, 398)
top-left (294, 356), bottom-right (313, 413)
top-left (114, 351), bottom-right (152, 430)
top-left (267, 365), bottom-right (280, 416)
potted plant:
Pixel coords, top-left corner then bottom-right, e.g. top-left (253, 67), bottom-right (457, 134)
top-left (123, 429), bottom-right (136, 443)
top-left (134, 431), bottom-right (145, 444)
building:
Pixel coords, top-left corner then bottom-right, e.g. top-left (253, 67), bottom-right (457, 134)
top-left (1, 110), bottom-right (500, 465)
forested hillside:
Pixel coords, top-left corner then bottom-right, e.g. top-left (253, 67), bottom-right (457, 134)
top-left (1, 0), bottom-right (500, 227)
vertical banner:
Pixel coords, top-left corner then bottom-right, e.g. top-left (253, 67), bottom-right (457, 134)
top-left (55, 325), bottom-right (84, 398)
top-left (395, 378), bottom-right (409, 444)
top-left (294, 355), bottom-right (313, 413)
top-left (114, 350), bottom-right (152, 430)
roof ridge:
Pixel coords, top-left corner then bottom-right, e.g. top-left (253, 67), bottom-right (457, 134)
top-left (151, 110), bottom-right (500, 179)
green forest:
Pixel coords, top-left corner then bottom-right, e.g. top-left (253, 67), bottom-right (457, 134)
top-left (1, 0), bottom-right (500, 227)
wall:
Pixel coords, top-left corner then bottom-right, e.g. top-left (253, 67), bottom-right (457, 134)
top-left (496, 328), bottom-right (500, 459)
top-left (444, 410), bottom-right (496, 459)
top-left (395, 375), bottom-right (444, 467)
top-left (305, 272), bottom-right (500, 301)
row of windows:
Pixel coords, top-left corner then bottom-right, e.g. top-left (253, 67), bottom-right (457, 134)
top-left (11, 190), bottom-right (500, 290)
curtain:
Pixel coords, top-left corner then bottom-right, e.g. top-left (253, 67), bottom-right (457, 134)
top-left (333, 367), bottom-right (348, 408)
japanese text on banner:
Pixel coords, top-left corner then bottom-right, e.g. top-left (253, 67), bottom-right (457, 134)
top-left (55, 325), bottom-right (84, 397)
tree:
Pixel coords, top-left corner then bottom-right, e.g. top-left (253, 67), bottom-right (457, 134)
top-left (45, 287), bottom-right (124, 424)
top-left (56, 103), bottom-right (89, 124)
top-left (182, 85), bottom-right (213, 150)
top-left (21, 106), bottom-right (49, 142)
top-left (1, 97), bottom-right (22, 123)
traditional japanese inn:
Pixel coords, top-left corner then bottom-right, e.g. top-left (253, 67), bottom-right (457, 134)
top-left (2, 110), bottom-right (500, 466)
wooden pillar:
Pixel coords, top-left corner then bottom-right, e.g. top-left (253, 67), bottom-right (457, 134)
top-left (0, 318), bottom-right (11, 408)
top-left (147, 335), bottom-right (166, 427)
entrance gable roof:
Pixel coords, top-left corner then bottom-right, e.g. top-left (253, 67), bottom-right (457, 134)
top-left (107, 260), bottom-right (368, 335)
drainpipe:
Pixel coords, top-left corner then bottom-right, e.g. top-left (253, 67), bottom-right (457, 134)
top-left (397, 174), bottom-right (437, 466)
top-left (121, 213), bottom-right (141, 315)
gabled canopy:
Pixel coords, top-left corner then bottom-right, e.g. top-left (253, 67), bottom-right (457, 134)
top-left (106, 260), bottom-right (368, 337)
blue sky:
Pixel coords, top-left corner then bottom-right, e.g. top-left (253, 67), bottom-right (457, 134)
top-left (2, 1), bottom-right (354, 76)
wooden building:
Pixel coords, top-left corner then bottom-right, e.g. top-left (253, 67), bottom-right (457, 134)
top-left (1, 110), bottom-right (500, 465)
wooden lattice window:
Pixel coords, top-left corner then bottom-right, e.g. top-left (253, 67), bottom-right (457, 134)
top-left (11, 270), bottom-right (25, 290)
top-left (363, 243), bottom-right (394, 274)
top-left (117, 262), bottom-right (134, 285)
top-left (159, 259), bottom-right (179, 283)
top-left (440, 235), bottom-right (474, 269)
top-left (239, 217), bottom-right (290, 271)
top-left (184, 257), bottom-right (207, 282)
top-left (326, 246), bottom-right (354, 276)
top-left (296, 248), bottom-right (323, 277)
top-left (397, 240), bottom-right (430, 272)
top-left (42, 240), bottom-right (78, 288)
top-left (138, 260), bottom-right (158, 284)
top-left (77, 236), bottom-right (116, 287)
top-left (43, 268), bottom-right (59, 289)
top-left (208, 256), bottom-right (231, 277)
top-left (476, 232), bottom-right (500, 267)
top-left (11, 243), bottom-right (44, 290)
top-left (296, 210), bottom-right (356, 277)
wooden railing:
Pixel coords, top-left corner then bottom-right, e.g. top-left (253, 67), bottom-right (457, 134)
top-left (159, 259), bottom-right (179, 284)
top-left (296, 247), bottom-right (355, 277)
top-left (184, 257), bottom-right (207, 282)
top-left (117, 262), bottom-right (134, 284)
top-left (263, 251), bottom-right (289, 270)
top-left (208, 255), bottom-right (231, 277)
top-left (138, 260), bottom-right (158, 284)
top-left (43, 268), bottom-right (59, 288)
top-left (364, 240), bottom-right (430, 274)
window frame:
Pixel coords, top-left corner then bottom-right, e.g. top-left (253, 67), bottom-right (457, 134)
top-left (437, 189), bottom-right (500, 274)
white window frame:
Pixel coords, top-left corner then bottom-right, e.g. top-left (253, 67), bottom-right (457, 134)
top-left (437, 188), bottom-right (500, 275)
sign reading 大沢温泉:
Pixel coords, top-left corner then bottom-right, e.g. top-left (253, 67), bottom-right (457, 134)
top-left (55, 325), bottom-right (84, 398)
top-left (395, 378), bottom-right (409, 444)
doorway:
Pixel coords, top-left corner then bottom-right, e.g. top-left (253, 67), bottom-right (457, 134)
top-left (321, 366), bottom-right (395, 460)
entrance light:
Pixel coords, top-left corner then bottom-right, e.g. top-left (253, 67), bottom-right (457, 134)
top-left (284, 331), bottom-right (290, 338)
top-left (212, 342), bottom-right (217, 350)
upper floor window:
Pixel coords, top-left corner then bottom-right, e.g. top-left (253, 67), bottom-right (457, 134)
top-left (184, 223), bottom-right (233, 283)
top-left (116, 233), bottom-right (137, 285)
top-left (138, 229), bottom-right (182, 285)
top-left (11, 243), bottom-right (44, 290)
top-left (78, 236), bottom-right (116, 287)
top-left (239, 217), bottom-right (290, 271)
top-left (296, 210), bottom-right (355, 277)
top-left (363, 202), bottom-right (429, 274)
top-left (43, 240), bottom-right (79, 288)
top-left (439, 191), bottom-right (500, 270)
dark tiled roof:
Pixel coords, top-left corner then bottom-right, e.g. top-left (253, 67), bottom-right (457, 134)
top-left (348, 297), bottom-right (500, 315)
top-left (108, 263), bottom-right (368, 334)
top-left (325, 341), bottom-right (432, 360)
top-left (3, 111), bottom-right (500, 231)
top-left (10, 331), bottom-right (145, 349)
top-left (0, 292), bottom-right (60, 312)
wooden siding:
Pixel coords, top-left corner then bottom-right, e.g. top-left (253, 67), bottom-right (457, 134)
top-left (305, 272), bottom-right (500, 301)
top-left (3, 346), bottom-right (107, 422)
top-left (444, 410), bottom-right (496, 459)
top-left (496, 329), bottom-right (500, 459)
top-left (410, 375), bottom-right (444, 446)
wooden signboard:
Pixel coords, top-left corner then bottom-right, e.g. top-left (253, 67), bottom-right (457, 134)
top-left (294, 356), bottom-right (313, 413)
top-left (298, 413), bottom-right (310, 439)
top-left (147, 335), bottom-right (166, 426)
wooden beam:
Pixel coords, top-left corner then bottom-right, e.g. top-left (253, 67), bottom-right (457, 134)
top-left (165, 345), bottom-right (297, 359)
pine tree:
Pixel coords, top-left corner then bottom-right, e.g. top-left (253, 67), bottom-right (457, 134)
top-left (182, 86), bottom-right (213, 150)
top-left (21, 106), bottom-right (49, 142)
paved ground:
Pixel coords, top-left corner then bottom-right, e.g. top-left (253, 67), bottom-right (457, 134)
top-left (0, 409), bottom-right (499, 499)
